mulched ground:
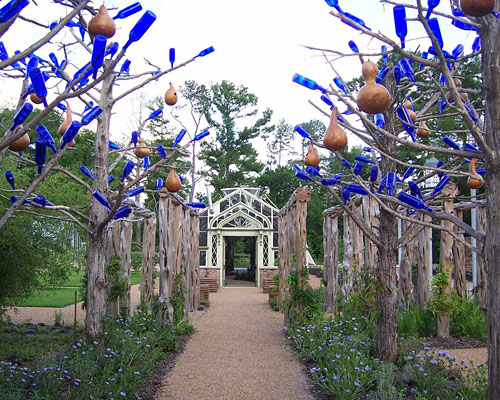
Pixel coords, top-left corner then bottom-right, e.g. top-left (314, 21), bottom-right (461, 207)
top-left (423, 335), bottom-right (486, 349)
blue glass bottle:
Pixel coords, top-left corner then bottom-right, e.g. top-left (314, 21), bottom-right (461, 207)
top-left (80, 166), bottom-right (94, 180)
top-left (306, 166), bottom-right (322, 178)
top-left (143, 156), bottom-right (150, 171)
top-left (333, 77), bottom-right (348, 94)
top-left (131, 131), bottom-right (138, 147)
top-left (348, 40), bottom-right (359, 53)
top-left (428, 18), bottom-right (444, 49)
top-left (126, 186), bottom-right (144, 197)
top-left (186, 202), bottom-right (206, 209)
top-left (5, 171), bottom-right (15, 190)
top-left (472, 36), bottom-right (481, 52)
top-left (324, 0), bottom-right (342, 13)
top-left (28, 67), bottom-right (48, 107)
top-left (399, 58), bottom-right (415, 82)
top-left (197, 46), bottom-right (214, 57)
top-left (92, 190), bottom-right (111, 210)
top-left (120, 59), bottom-right (131, 75)
top-left (341, 159), bottom-right (352, 171)
top-left (426, 0), bottom-right (440, 19)
top-left (321, 177), bottom-right (341, 186)
top-left (172, 129), bottom-right (187, 147)
top-left (320, 95), bottom-right (333, 110)
top-left (35, 138), bottom-right (47, 175)
top-left (169, 48), bottom-right (175, 68)
top-left (114, 205), bottom-right (132, 219)
top-left (408, 181), bottom-right (423, 199)
top-left (60, 121), bottom-right (81, 148)
top-left (146, 108), bottom-right (162, 121)
top-left (463, 143), bottom-right (481, 153)
top-left (347, 184), bottom-right (368, 195)
top-left (122, 11), bottom-right (157, 51)
top-left (81, 106), bottom-right (102, 125)
top-left (393, 5), bottom-right (408, 48)
top-left (36, 125), bottom-right (57, 153)
top-left (381, 45), bottom-right (388, 63)
top-left (377, 175), bottom-right (388, 194)
top-left (451, 8), bottom-right (477, 31)
top-left (113, 2), bottom-right (142, 20)
top-left (342, 187), bottom-right (350, 204)
top-left (386, 172), bottom-right (396, 196)
top-left (355, 155), bottom-right (375, 165)
top-left (157, 145), bottom-right (166, 159)
top-left (108, 175), bottom-right (114, 184)
top-left (190, 129), bottom-right (210, 142)
top-left (292, 74), bottom-right (327, 94)
top-left (105, 42), bottom-right (119, 59)
top-left (0, 0), bottom-right (29, 23)
top-left (10, 102), bottom-right (33, 131)
top-left (156, 178), bottom-right (163, 191)
top-left (393, 64), bottom-right (403, 84)
top-left (375, 66), bottom-right (389, 84)
top-left (452, 44), bottom-right (464, 59)
top-left (293, 165), bottom-right (315, 182)
top-left (430, 175), bottom-right (450, 196)
top-left (342, 12), bottom-right (371, 31)
top-left (375, 113), bottom-right (385, 128)
top-left (294, 125), bottom-right (312, 141)
top-left (121, 160), bottom-right (135, 182)
top-left (442, 136), bottom-right (461, 150)
top-left (399, 192), bottom-right (433, 212)
top-left (353, 162), bottom-right (364, 176)
top-left (91, 35), bottom-right (107, 80)
top-left (396, 106), bottom-right (415, 141)
top-left (370, 165), bottom-right (379, 183)
top-left (402, 167), bottom-right (415, 181)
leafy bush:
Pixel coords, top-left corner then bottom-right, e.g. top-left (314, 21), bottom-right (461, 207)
top-left (450, 296), bottom-right (486, 340)
top-left (0, 311), bottom-right (187, 399)
top-left (397, 305), bottom-right (436, 338)
top-left (282, 269), bottom-right (323, 322)
top-left (269, 297), bottom-right (278, 309)
top-left (131, 251), bottom-right (142, 271)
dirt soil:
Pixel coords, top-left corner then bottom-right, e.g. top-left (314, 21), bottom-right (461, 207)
top-left (156, 287), bottom-right (315, 400)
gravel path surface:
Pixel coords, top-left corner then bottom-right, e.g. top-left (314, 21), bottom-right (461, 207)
top-left (157, 288), bottom-right (314, 400)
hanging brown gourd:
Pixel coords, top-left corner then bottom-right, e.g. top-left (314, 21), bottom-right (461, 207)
top-left (30, 93), bottom-right (43, 105)
top-left (467, 158), bottom-right (483, 189)
top-left (460, 0), bottom-right (494, 17)
top-left (404, 99), bottom-right (417, 123)
top-left (416, 121), bottom-right (430, 138)
top-left (8, 133), bottom-right (30, 151)
top-left (357, 61), bottom-right (391, 115)
top-left (164, 83), bottom-right (178, 106)
top-left (166, 162), bottom-right (182, 192)
top-left (88, 5), bottom-right (116, 38)
top-left (134, 137), bottom-right (151, 158)
top-left (304, 143), bottom-right (320, 167)
top-left (58, 102), bottom-right (72, 136)
top-left (323, 107), bottom-right (348, 151)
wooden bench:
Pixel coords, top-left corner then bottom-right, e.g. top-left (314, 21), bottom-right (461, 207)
top-left (200, 277), bottom-right (218, 292)
top-left (200, 284), bottom-right (210, 301)
top-left (263, 278), bottom-right (274, 293)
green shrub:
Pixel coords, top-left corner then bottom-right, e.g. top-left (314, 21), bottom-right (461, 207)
top-left (282, 269), bottom-right (323, 322)
top-left (131, 251), bottom-right (142, 271)
top-left (269, 297), bottom-right (278, 309)
top-left (450, 296), bottom-right (486, 340)
top-left (397, 305), bottom-right (436, 338)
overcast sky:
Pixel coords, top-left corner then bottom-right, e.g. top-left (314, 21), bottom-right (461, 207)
top-left (0, 0), bottom-right (479, 163)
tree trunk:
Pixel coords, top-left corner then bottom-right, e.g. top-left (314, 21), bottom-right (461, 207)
top-left (453, 210), bottom-right (467, 299)
top-left (141, 216), bottom-right (156, 312)
top-left (416, 215), bottom-right (432, 308)
top-left (119, 220), bottom-right (132, 315)
top-left (323, 215), bottom-right (339, 313)
top-left (437, 184), bottom-right (457, 338)
top-left (476, 206), bottom-right (487, 306)
top-left (342, 211), bottom-right (354, 300)
top-left (106, 222), bottom-right (121, 316)
top-left (85, 69), bottom-right (115, 337)
top-left (400, 218), bottom-right (413, 309)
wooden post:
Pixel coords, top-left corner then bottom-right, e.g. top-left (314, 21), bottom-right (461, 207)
top-left (453, 210), bottom-right (467, 299)
top-left (342, 211), bottom-right (354, 299)
top-left (191, 214), bottom-right (200, 311)
top-left (400, 218), bottom-right (414, 309)
top-left (323, 214), bottom-right (339, 312)
top-left (119, 220), bottom-right (133, 315)
top-left (158, 194), bottom-right (174, 321)
top-left (437, 183), bottom-right (457, 338)
top-left (141, 215), bottom-right (156, 312)
top-left (106, 221), bottom-right (120, 316)
top-left (363, 196), bottom-right (379, 272)
top-left (476, 206), bottom-right (487, 306)
top-left (416, 214), bottom-right (432, 308)
top-left (278, 213), bottom-right (287, 311)
top-left (351, 202), bottom-right (364, 291)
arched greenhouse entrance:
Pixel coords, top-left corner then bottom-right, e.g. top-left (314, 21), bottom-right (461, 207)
top-left (198, 188), bottom-right (279, 288)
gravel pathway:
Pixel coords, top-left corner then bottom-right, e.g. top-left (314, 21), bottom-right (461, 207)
top-left (156, 288), bottom-right (314, 400)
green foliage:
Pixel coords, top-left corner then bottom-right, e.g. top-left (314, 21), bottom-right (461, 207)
top-left (450, 297), bottom-right (486, 340)
top-left (130, 251), bottom-right (142, 271)
top-left (0, 215), bottom-right (70, 311)
top-left (0, 311), bottom-right (188, 399)
top-left (283, 269), bottom-right (323, 322)
top-left (397, 306), bottom-right (436, 338)
top-left (269, 297), bottom-right (278, 309)
top-left (106, 256), bottom-right (125, 302)
top-left (287, 316), bottom-right (487, 400)
top-left (171, 267), bottom-right (186, 327)
top-left (15, 288), bottom-right (82, 308)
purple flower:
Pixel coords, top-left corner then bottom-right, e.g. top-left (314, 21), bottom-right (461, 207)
top-left (120, 392), bottom-right (126, 397)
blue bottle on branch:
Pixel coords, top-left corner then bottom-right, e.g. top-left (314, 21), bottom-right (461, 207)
top-left (92, 190), bottom-right (112, 210)
top-left (348, 40), bottom-right (359, 53)
top-left (114, 205), bottom-right (132, 219)
top-left (293, 165), bottom-right (315, 182)
top-left (393, 64), bottom-right (403, 84)
top-left (342, 187), bottom-right (350, 204)
top-left (169, 48), bottom-right (175, 68)
top-left (60, 121), bottom-right (81, 149)
top-left (80, 166), bottom-right (94, 180)
top-left (36, 125), bottom-right (57, 153)
top-left (121, 160), bottom-right (135, 182)
top-left (156, 178), bottom-right (163, 191)
top-left (190, 129), bottom-right (210, 142)
top-left (146, 109), bottom-right (162, 121)
top-left (353, 162), bottom-right (364, 176)
top-left (108, 175), bottom-right (114, 184)
top-left (355, 155), bottom-right (375, 165)
top-left (431, 175), bottom-right (450, 196)
top-left (375, 66), bottom-right (389, 84)
top-left (341, 12), bottom-right (371, 31)
top-left (428, 18), bottom-right (444, 49)
top-left (292, 74), bottom-right (327, 94)
top-left (320, 95), bottom-right (333, 110)
top-left (186, 202), bottom-right (206, 209)
top-left (131, 131), bottom-right (138, 147)
top-left (197, 46), bottom-right (214, 57)
top-left (377, 175), bottom-right (388, 194)
top-left (10, 102), bottom-right (33, 131)
top-left (172, 129), bottom-right (187, 147)
top-left (0, 0), bottom-right (29, 23)
top-left (386, 172), bottom-right (396, 196)
top-left (341, 159), bottom-right (352, 171)
top-left (81, 106), bottom-right (102, 125)
top-left (347, 184), bottom-right (368, 195)
top-left (143, 156), bottom-right (150, 171)
top-left (33, 194), bottom-right (53, 207)
top-left (426, 0), bottom-right (440, 19)
top-left (399, 192), bottom-right (433, 212)
top-left (321, 176), bottom-right (341, 186)
top-left (375, 113), bottom-right (385, 128)
top-left (408, 181), bottom-right (424, 199)
top-left (157, 145), bottom-right (166, 159)
top-left (34, 138), bottom-right (47, 175)
top-left (126, 186), bottom-right (144, 197)
top-left (402, 167), bottom-right (415, 181)
top-left (113, 2), bottom-right (142, 20)
top-left (381, 45), bottom-right (388, 63)
top-left (370, 165), bottom-right (379, 183)
top-left (324, 0), bottom-right (342, 13)
top-left (5, 171), bottom-right (15, 190)
top-left (108, 141), bottom-right (120, 150)
top-left (28, 67), bottom-right (48, 107)
top-left (294, 125), bottom-right (313, 141)
top-left (472, 36), bottom-right (481, 52)
top-left (442, 136), bottom-right (461, 150)
top-left (122, 11), bottom-right (157, 51)
top-left (333, 77), bottom-right (348, 94)
top-left (91, 35), bottom-right (107, 80)
top-left (120, 59), bottom-right (131, 75)
top-left (393, 5), bottom-right (408, 48)
top-left (306, 166), bottom-right (322, 178)
top-left (399, 58), bottom-right (415, 82)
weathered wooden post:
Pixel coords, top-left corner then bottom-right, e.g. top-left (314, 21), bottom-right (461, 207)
top-left (416, 214), bottom-right (432, 308)
top-left (342, 209), bottom-right (354, 299)
top-left (363, 196), bottom-right (379, 271)
top-left (158, 191), bottom-right (174, 320)
top-left (400, 218), bottom-right (414, 309)
top-left (141, 215), bottom-right (156, 312)
top-left (476, 206), bottom-right (487, 306)
top-left (453, 210), bottom-right (467, 298)
top-left (437, 183), bottom-right (457, 338)
top-left (106, 221), bottom-right (121, 316)
top-left (323, 211), bottom-right (339, 313)
top-left (119, 220), bottom-right (133, 315)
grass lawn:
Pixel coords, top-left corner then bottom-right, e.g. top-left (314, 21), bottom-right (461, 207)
top-left (14, 271), bottom-right (142, 308)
